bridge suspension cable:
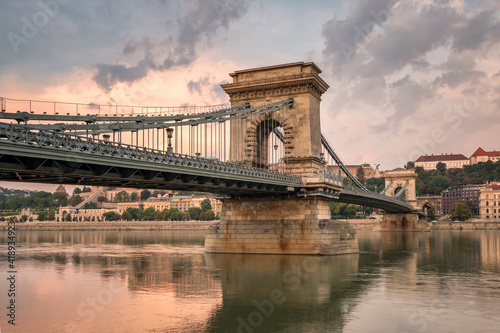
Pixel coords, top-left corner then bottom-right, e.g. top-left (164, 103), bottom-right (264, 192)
top-left (320, 134), bottom-right (367, 191)
top-left (271, 128), bottom-right (368, 191)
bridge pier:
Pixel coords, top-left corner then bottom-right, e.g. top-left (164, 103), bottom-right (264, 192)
top-left (204, 196), bottom-right (359, 255)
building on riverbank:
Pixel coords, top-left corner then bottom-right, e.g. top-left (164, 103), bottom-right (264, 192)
top-left (441, 184), bottom-right (484, 216)
top-left (479, 183), bottom-right (500, 220)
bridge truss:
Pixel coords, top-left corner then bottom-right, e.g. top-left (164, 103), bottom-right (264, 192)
top-left (0, 96), bottom-right (413, 212)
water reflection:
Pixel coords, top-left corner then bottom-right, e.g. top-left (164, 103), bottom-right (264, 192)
top-left (0, 230), bottom-right (499, 332)
top-left (204, 253), bottom-right (360, 332)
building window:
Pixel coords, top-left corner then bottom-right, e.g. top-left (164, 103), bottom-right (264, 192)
top-left (486, 201), bottom-right (489, 206)
top-left (487, 216), bottom-right (490, 219)
top-left (487, 209), bottom-right (489, 213)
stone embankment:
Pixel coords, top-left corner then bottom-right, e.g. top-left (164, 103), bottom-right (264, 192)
top-left (0, 221), bottom-right (214, 231)
top-left (344, 219), bottom-right (500, 230)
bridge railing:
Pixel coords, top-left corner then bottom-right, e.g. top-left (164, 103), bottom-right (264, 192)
top-left (0, 124), bottom-right (302, 184)
top-left (343, 185), bottom-right (408, 203)
top-left (0, 96), bottom-right (230, 117)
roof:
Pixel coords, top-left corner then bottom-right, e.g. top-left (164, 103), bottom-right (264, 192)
top-left (471, 147), bottom-right (500, 157)
top-left (415, 153), bottom-right (468, 162)
top-left (487, 185), bottom-right (500, 191)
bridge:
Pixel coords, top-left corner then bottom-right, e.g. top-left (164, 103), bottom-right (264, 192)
top-left (0, 62), bottom-right (420, 255)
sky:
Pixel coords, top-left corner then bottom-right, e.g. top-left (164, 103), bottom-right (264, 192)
top-left (1, 0), bottom-right (500, 192)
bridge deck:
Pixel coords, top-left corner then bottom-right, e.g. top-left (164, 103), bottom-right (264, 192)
top-left (0, 125), bottom-right (301, 195)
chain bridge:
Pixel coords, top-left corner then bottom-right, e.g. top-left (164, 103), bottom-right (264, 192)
top-left (0, 62), bottom-right (420, 255)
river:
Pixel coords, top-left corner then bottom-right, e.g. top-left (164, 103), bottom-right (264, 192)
top-left (1, 229), bottom-right (499, 333)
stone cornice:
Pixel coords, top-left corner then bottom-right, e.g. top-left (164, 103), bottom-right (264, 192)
top-left (221, 74), bottom-right (329, 102)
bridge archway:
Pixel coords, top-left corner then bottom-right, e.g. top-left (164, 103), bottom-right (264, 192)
top-left (246, 115), bottom-right (289, 169)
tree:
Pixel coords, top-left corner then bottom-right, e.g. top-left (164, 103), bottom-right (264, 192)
top-left (121, 211), bottom-right (133, 221)
top-left (141, 190), bottom-right (152, 201)
top-left (103, 211), bottom-right (121, 221)
top-left (427, 175), bottom-right (450, 195)
top-left (125, 207), bottom-right (142, 220)
top-left (54, 193), bottom-right (68, 207)
top-left (114, 191), bottom-right (129, 202)
top-left (73, 188), bottom-right (82, 195)
top-left (356, 166), bottom-right (365, 182)
top-left (200, 199), bottom-right (212, 212)
top-left (155, 210), bottom-right (165, 221)
top-left (64, 214), bottom-right (72, 222)
top-left (449, 202), bottom-right (472, 221)
top-left (188, 207), bottom-right (202, 220)
top-left (427, 207), bottom-right (436, 220)
top-left (405, 161), bottom-right (415, 169)
top-left (83, 202), bottom-right (98, 209)
top-left (37, 211), bottom-right (47, 221)
top-left (68, 195), bottom-right (83, 207)
top-left (82, 186), bottom-right (91, 193)
top-left (152, 190), bottom-right (166, 198)
top-left (130, 192), bottom-right (139, 202)
top-left (329, 202), bottom-right (341, 217)
top-left (436, 162), bottom-right (447, 174)
top-left (47, 210), bottom-right (56, 221)
top-left (143, 207), bottom-right (156, 221)
top-left (20, 215), bottom-right (28, 222)
top-left (170, 210), bottom-right (184, 221)
top-left (204, 210), bottom-right (216, 221)
top-left (365, 177), bottom-right (385, 192)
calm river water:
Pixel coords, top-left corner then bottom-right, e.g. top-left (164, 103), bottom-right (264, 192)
top-left (1, 229), bottom-right (500, 333)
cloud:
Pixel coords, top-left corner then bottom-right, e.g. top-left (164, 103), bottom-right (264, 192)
top-left (93, 0), bottom-right (249, 92)
top-left (321, 1), bottom-right (500, 129)
top-left (320, 0), bottom-right (500, 167)
top-left (452, 9), bottom-right (500, 52)
top-left (321, 0), bottom-right (397, 73)
top-left (187, 76), bottom-right (210, 95)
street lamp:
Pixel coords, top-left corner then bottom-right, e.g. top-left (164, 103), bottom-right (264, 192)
top-left (166, 128), bottom-right (174, 154)
top-left (245, 148), bottom-right (252, 167)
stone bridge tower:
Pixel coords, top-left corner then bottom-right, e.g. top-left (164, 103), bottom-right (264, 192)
top-left (383, 169), bottom-right (418, 209)
top-left (221, 62), bottom-right (329, 182)
top-left (381, 169), bottom-right (422, 231)
top-left (205, 62), bottom-right (359, 255)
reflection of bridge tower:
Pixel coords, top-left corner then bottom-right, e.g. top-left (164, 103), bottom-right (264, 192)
top-left (205, 62), bottom-right (358, 255)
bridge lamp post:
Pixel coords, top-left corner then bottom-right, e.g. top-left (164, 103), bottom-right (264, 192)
top-left (273, 144), bottom-right (278, 169)
top-left (245, 148), bottom-right (252, 168)
top-left (166, 128), bottom-right (174, 154)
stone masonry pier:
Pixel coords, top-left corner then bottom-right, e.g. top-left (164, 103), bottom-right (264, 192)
top-left (205, 196), bottom-right (359, 255)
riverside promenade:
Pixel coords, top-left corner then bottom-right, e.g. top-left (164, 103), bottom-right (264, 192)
top-left (0, 220), bottom-right (214, 231)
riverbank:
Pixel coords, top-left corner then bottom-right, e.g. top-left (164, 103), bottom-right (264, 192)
top-left (3, 219), bottom-right (500, 231)
top-left (345, 219), bottom-right (500, 230)
top-left (0, 220), bottom-right (214, 231)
